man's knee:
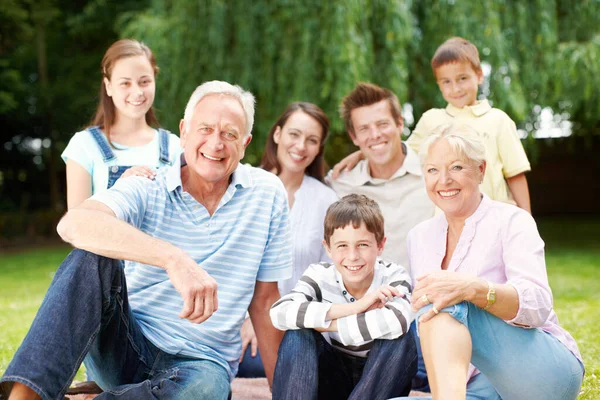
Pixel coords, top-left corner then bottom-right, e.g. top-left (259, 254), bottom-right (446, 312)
top-left (171, 364), bottom-right (230, 400)
top-left (59, 249), bottom-right (122, 282)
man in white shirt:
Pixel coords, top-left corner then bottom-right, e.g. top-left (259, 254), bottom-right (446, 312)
top-left (327, 82), bottom-right (434, 272)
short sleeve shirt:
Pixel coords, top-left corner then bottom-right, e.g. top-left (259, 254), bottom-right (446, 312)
top-left (91, 156), bottom-right (292, 379)
top-left (407, 100), bottom-right (531, 204)
top-left (61, 128), bottom-right (181, 194)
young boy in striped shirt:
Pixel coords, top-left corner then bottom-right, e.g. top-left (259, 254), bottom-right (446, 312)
top-left (270, 194), bottom-right (417, 399)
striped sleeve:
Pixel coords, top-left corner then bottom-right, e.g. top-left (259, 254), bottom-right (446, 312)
top-left (256, 179), bottom-right (293, 282)
top-left (270, 264), bottom-right (333, 330)
top-left (337, 263), bottom-right (414, 346)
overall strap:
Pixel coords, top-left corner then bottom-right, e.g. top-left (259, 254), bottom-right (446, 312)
top-left (88, 126), bottom-right (116, 162)
top-left (158, 128), bottom-right (172, 165)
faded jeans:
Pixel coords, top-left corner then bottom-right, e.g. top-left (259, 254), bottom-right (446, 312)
top-left (0, 250), bottom-right (230, 400)
top-left (394, 301), bottom-right (584, 400)
top-left (273, 329), bottom-right (417, 400)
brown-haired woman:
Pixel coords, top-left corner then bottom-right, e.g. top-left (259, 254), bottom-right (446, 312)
top-left (61, 39), bottom-right (180, 209)
top-left (238, 102), bottom-right (338, 377)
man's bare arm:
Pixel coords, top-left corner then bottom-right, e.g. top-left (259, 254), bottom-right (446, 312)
top-left (248, 281), bottom-right (284, 389)
top-left (57, 200), bottom-right (218, 323)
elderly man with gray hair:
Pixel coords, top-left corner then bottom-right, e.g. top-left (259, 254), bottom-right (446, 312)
top-left (1, 81), bottom-right (292, 400)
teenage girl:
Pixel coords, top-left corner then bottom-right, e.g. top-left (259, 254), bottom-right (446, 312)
top-left (62, 39), bottom-right (180, 209)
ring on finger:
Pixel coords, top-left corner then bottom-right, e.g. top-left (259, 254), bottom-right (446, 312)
top-left (420, 294), bottom-right (431, 305)
top-left (432, 305), bottom-right (440, 315)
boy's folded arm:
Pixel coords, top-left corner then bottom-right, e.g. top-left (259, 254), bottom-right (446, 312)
top-left (325, 302), bottom-right (361, 321)
top-left (336, 296), bottom-right (413, 346)
top-left (270, 293), bottom-right (333, 330)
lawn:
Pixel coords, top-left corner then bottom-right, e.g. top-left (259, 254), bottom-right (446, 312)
top-left (0, 217), bottom-right (599, 398)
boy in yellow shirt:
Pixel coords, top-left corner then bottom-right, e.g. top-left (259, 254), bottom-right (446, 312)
top-left (408, 37), bottom-right (531, 211)
top-left (333, 37), bottom-right (532, 212)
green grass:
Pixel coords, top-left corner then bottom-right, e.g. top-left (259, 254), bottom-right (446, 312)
top-left (0, 217), bottom-right (599, 398)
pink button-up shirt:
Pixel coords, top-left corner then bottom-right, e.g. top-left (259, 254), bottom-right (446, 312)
top-left (407, 195), bottom-right (582, 379)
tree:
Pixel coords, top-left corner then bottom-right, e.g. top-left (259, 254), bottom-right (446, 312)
top-left (1, 0), bottom-right (599, 215)
top-left (122, 0), bottom-right (599, 167)
top-left (0, 0), bottom-right (149, 213)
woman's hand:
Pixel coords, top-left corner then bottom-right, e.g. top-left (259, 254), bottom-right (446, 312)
top-left (120, 166), bottom-right (157, 180)
top-left (412, 271), bottom-right (480, 323)
top-left (330, 150), bottom-right (364, 179)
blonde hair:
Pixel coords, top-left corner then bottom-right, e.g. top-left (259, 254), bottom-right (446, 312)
top-left (419, 123), bottom-right (486, 167)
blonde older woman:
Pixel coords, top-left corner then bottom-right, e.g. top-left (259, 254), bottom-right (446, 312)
top-left (396, 125), bottom-right (583, 400)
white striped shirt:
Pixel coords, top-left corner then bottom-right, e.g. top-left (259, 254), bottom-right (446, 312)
top-left (92, 156), bottom-right (292, 379)
top-left (270, 259), bottom-right (413, 357)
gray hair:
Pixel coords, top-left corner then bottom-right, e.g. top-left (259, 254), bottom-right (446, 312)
top-left (183, 80), bottom-right (256, 137)
top-left (419, 123), bottom-right (486, 167)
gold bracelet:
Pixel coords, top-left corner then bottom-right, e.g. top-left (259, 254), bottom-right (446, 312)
top-left (483, 281), bottom-right (496, 311)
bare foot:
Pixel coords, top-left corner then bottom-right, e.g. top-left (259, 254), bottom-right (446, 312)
top-left (8, 382), bottom-right (40, 400)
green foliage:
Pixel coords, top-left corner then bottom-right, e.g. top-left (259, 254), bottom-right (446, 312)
top-left (122, 0), bottom-right (415, 164)
top-left (1, 0), bottom-right (600, 213)
top-left (119, 0), bottom-right (600, 167)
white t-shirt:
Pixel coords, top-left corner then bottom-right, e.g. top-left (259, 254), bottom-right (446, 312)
top-left (277, 175), bottom-right (338, 296)
top-left (61, 128), bottom-right (181, 194)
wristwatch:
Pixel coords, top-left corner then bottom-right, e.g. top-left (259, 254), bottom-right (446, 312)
top-left (483, 281), bottom-right (496, 311)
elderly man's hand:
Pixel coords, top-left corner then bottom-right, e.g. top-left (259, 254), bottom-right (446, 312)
top-left (165, 251), bottom-right (219, 324)
top-left (412, 271), bottom-right (479, 323)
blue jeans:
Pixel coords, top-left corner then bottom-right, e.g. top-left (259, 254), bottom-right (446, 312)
top-left (0, 250), bottom-right (230, 400)
top-left (395, 301), bottom-right (584, 400)
top-left (236, 347), bottom-right (266, 378)
top-left (273, 329), bottom-right (417, 400)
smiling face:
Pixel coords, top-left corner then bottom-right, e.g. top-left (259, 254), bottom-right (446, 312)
top-left (435, 61), bottom-right (483, 109)
top-left (179, 94), bottom-right (251, 185)
top-left (273, 110), bottom-right (323, 176)
top-left (324, 222), bottom-right (385, 297)
top-left (104, 55), bottom-right (155, 122)
top-left (424, 138), bottom-right (486, 220)
top-left (350, 100), bottom-right (404, 176)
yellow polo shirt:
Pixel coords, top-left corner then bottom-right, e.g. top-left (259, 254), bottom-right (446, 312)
top-left (407, 100), bottom-right (531, 205)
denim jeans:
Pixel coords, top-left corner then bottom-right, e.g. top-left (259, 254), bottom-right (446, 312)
top-left (236, 347), bottom-right (266, 378)
top-left (0, 250), bottom-right (230, 400)
top-left (394, 301), bottom-right (584, 400)
top-left (272, 329), bottom-right (417, 400)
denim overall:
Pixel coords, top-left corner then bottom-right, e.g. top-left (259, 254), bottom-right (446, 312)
top-left (88, 126), bottom-right (171, 189)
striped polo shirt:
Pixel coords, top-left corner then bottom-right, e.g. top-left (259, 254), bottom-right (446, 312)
top-left (270, 259), bottom-right (413, 357)
top-left (91, 155), bottom-right (292, 379)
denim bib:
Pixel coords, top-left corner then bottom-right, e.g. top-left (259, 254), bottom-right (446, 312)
top-left (87, 126), bottom-right (171, 189)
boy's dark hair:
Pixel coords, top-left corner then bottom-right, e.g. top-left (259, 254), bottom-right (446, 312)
top-left (431, 37), bottom-right (482, 76)
top-left (324, 194), bottom-right (385, 246)
top-left (339, 82), bottom-right (403, 137)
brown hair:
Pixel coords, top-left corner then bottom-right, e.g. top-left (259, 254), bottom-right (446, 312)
top-left (339, 82), bottom-right (403, 136)
top-left (324, 194), bottom-right (385, 246)
top-left (431, 37), bottom-right (482, 76)
top-left (260, 102), bottom-right (330, 182)
top-left (88, 39), bottom-right (160, 142)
